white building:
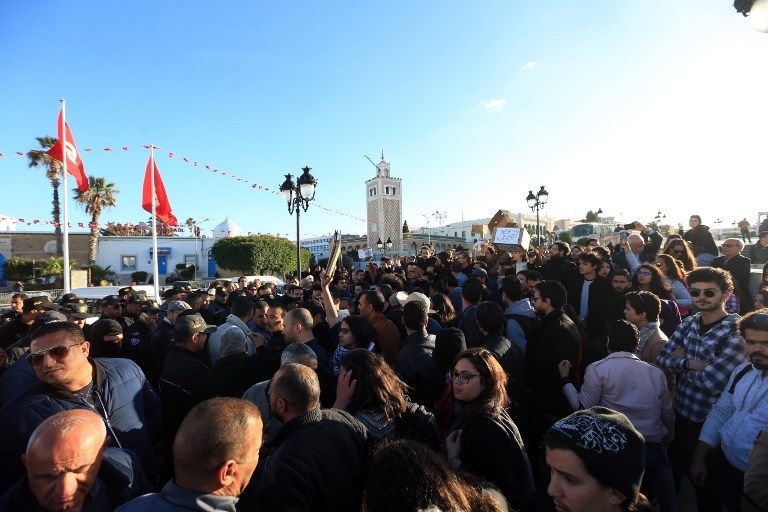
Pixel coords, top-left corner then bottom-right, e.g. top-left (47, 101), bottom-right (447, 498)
top-left (0, 214), bottom-right (16, 232)
top-left (96, 217), bottom-right (244, 283)
top-left (365, 153), bottom-right (403, 254)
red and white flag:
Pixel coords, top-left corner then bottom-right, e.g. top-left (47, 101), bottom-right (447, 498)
top-left (142, 155), bottom-right (178, 226)
top-left (46, 109), bottom-right (88, 192)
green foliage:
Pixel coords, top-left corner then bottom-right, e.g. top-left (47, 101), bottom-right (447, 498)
top-left (131, 271), bottom-right (148, 283)
top-left (576, 237), bottom-right (589, 247)
top-left (585, 210), bottom-right (601, 223)
top-left (557, 232), bottom-right (573, 245)
top-left (81, 263), bottom-right (116, 285)
top-left (211, 235), bottom-right (313, 276)
top-left (2, 258), bottom-right (35, 282)
top-left (180, 265), bottom-right (196, 280)
top-left (345, 249), bottom-right (360, 262)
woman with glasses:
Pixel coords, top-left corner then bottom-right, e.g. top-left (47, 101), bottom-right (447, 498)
top-left (663, 239), bottom-right (697, 272)
top-left (632, 263), bottom-right (673, 300)
top-left (655, 254), bottom-right (693, 316)
top-left (443, 347), bottom-right (536, 511)
top-left (329, 315), bottom-right (375, 378)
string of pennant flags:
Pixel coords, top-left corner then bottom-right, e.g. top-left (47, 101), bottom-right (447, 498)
top-left (1, 143), bottom-right (369, 227)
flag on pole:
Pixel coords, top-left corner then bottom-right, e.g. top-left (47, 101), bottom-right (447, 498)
top-left (142, 154), bottom-right (178, 226)
top-left (46, 109), bottom-right (88, 192)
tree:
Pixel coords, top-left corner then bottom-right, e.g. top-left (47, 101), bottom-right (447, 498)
top-left (27, 136), bottom-right (63, 256)
top-left (73, 176), bottom-right (120, 264)
top-left (37, 257), bottom-right (77, 287)
top-left (584, 210), bottom-right (601, 223)
top-left (210, 235), bottom-right (313, 276)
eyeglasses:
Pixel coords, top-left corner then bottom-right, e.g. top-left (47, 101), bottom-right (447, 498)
top-left (689, 288), bottom-right (718, 298)
top-left (450, 370), bottom-right (481, 384)
top-left (636, 271), bottom-right (652, 277)
top-left (339, 328), bottom-right (351, 335)
top-left (722, 244), bottom-right (740, 248)
top-left (28, 342), bottom-right (84, 366)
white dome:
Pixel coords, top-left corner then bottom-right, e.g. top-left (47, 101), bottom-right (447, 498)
top-left (212, 217), bottom-right (243, 238)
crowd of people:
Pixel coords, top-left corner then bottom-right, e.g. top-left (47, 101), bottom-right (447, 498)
top-left (0, 213), bottom-right (767, 511)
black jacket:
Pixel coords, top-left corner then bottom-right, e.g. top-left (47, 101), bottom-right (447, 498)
top-left (481, 332), bottom-right (526, 419)
top-left (683, 225), bottom-right (718, 256)
top-left (394, 329), bottom-right (442, 410)
top-left (527, 310), bottom-right (580, 421)
top-left (247, 408), bottom-right (370, 512)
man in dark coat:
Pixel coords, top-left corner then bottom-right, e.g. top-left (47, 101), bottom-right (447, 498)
top-left (712, 238), bottom-right (752, 313)
top-left (246, 363), bottom-right (370, 512)
top-left (394, 300), bottom-right (441, 411)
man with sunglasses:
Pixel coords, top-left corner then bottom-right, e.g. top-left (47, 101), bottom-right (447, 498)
top-left (658, 267), bottom-right (748, 511)
top-left (0, 321), bottom-right (161, 494)
top-left (712, 238), bottom-right (752, 315)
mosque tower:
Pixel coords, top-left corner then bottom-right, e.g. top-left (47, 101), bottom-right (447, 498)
top-left (365, 152), bottom-right (402, 255)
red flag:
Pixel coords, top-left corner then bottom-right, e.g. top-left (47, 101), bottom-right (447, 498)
top-left (142, 155), bottom-right (178, 226)
top-left (46, 110), bottom-right (88, 192)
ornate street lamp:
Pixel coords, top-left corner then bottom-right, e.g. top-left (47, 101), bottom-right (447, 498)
top-left (280, 166), bottom-right (317, 278)
top-left (526, 186), bottom-right (549, 245)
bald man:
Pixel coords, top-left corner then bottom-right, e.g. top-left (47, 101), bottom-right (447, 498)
top-left (0, 409), bottom-right (150, 511)
top-left (611, 221), bottom-right (663, 274)
top-left (116, 397), bottom-right (263, 511)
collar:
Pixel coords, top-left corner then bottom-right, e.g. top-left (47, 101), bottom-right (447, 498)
top-left (45, 358), bottom-right (104, 399)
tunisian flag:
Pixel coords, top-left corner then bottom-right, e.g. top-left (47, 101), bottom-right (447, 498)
top-left (142, 154), bottom-right (178, 226)
top-left (46, 110), bottom-right (88, 192)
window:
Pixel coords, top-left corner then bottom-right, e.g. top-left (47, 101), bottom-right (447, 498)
top-left (386, 186), bottom-right (390, 194)
top-left (184, 255), bottom-right (197, 267)
top-left (462, 231), bottom-right (466, 238)
top-left (121, 255), bottom-right (137, 271)
top-left (392, 187), bottom-right (396, 195)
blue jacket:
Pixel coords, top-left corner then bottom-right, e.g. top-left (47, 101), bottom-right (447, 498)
top-left (0, 357), bottom-right (162, 493)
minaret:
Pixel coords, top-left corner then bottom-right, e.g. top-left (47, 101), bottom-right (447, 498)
top-left (365, 151), bottom-right (403, 256)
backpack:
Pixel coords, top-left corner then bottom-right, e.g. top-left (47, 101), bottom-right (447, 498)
top-left (395, 402), bottom-right (441, 450)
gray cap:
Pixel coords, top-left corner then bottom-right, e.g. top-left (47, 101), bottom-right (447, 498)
top-left (167, 300), bottom-right (192, 312)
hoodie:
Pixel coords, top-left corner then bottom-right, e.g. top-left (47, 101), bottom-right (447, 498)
top-left (503, 298), bottom-right (536, 354)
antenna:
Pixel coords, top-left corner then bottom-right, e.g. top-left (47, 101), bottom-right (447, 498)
top-left (364, 155), bottom-right (379, 170)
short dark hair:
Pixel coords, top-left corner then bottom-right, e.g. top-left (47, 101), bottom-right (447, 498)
top-left (578, 252), bottom-right (602, 268)
top-left (361, 290), bottom-right (386, 313)
top-left (553, 241), bottom-right (570, 253)
top-left (29, 321), bottom-right (84, 347)
top-left (230, 296), bottom-right (254, 318)
top-left (536, 280), bottom-right (567, 310)
top-left (687, 267), bottom-right (734, 293)
top-left (460, 277), bottom-right (484, 304)
top-left (402, 300), bottom-right (428, 330)
top-left (738, 309), bottom-right (768, 337)
top-left (606, 320), bottom-right (640, 353)
top-left (624, 291), bottom-right (661, 322)
top-left (500, 276), bottom-right (523, 302)
top-left (475, 301), bottom-right (505, 334)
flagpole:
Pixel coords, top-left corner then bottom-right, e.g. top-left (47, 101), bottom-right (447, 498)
top-left (60, 99), bottom-right (71, 293)
top-left (150, 145), bottom-right (160, 302)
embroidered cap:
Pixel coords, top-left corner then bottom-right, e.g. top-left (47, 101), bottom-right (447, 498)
top-left (174, 313), bottom-right (217, 339)
top-left (546, 406), bottom-right (645, 502)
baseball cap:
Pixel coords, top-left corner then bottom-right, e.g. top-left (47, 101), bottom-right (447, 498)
top-left (118, 286), bottom-right (136, 296)
top-left (61, 302), bottom-right (93, 319)
top-left (390, 291), bottom-right (408, 308)
top-left (404, 292), bottom-right (436, 314)
top-left (140, 300), bottom-right (161, 313)
top-left (101, 295), bottom-right (125, 307)
top-left (23, 296), bottom-right (61, 312)
top-left (167, 300), bottom-right (192, 312)
top-left (471, 268), bottom-right (488, 279)
top-left (126, 294), bottom-right (143, 305)
top-left (174, 313), bottom-right (217, 339)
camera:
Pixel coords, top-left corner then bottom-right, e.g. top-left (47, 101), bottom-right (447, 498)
top-left (623, 222), bottom-right (636, 231)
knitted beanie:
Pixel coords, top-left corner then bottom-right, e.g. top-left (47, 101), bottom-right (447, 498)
top-left (546, 406), bottom-right (646, 502)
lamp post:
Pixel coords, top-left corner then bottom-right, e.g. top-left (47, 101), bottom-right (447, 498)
top-left (715, 218), bottom-right (722, 240)
top-left (376, 237), bottom-right (393, 257)
top-left (526, 186), bottom-right (549, 245)
top-left (596, 208), bottom-right (603, 222)
top-left (280, 166), bottom-right (318, 278)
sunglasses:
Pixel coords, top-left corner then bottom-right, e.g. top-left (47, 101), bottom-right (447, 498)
top-left (689, 288), bottom-right (718, 298)
top-left (28, 342), bottom-right (84, 366)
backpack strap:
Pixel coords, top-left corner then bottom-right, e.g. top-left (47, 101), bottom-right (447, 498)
top-left (729, 365), bottom-right (753, 394)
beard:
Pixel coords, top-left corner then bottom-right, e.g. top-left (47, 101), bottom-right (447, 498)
top-left (750, 353), bottom-right (768, 371)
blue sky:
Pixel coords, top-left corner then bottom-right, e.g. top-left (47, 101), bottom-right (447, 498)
top-left (1, 1), bottom-right (766, 241)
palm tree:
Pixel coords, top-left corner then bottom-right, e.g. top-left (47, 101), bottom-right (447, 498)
top-left (27, 136), bottom-right (63, 256)
top-left (73, 176), bottom-right (120, 264)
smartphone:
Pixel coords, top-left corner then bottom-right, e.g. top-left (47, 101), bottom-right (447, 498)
top-left (620, 230), bottom-right (628, 241)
